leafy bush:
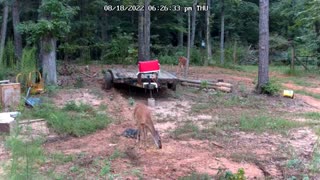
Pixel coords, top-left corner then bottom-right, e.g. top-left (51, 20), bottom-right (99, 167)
top-left (215, 168), bottom-right (246, 180)
top-left (102, 33), bottom-right (137, 64)
top-left (260, 81), bottom-right (280, 95)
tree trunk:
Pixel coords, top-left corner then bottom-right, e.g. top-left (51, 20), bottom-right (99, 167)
top-left (40, 36), bottom-right (57, 85)
top-left (144, 0), bottom-right (150, 60)
top-left (315, 21), bottom-right (320, 68)
top-left (220, 0), bottom-right (225, 65)
top-left (138, 4), bottom-right (145, 62)
top-left (205, 0), bottom-right (212, 66)
top-left (12, 0), bottom-right (23, 61)
top-left (257, 0), bottom-right (269, 93)
top-left (185, 11), bottom-right (191, 78)
top-left (101, 13), bottom-right (108, 42)
top-left (290, 42), bottom-right (295, 71)
top-left (233, 40), bottom-right (237, 63)
top-left (178, 12), bottom-right (184, 48)
top-left (190, 0), bottom-right (198, 47)
top-left (0, 2), bottom-right (9, 64)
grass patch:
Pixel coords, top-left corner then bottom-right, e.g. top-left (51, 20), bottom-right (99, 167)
top-left (290, 78), bottom-right (315, 87)
top-left (295, 90), bottom-right (320, 100)
top-left (49, 153), bottom-right (75, 164)
top-left (240, 115), bottom-right (301, 134)
top-left (179, 172), bottom-right (212, 180)
top-left (191, 94), bottom-right (264, 114)
top-left (171, 122), bottom-right (200, 139)
top-left (304, 112), bottom-right (320, 120)
top-left (19, 102), bottom-right (112, 137)
top-left (63, 100), bottom-right (93, 112)
top-left (230, 152), bottom-right (258, 164)
top-left (171, 122), bottom-right (224, 140)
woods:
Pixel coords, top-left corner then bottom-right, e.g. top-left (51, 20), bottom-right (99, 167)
top-left (2, 1), bottom-right (320, 179)
top-left (0, 0), bottom-right (319, 84)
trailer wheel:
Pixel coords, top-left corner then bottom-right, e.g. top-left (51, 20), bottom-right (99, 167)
top-left (104, 71), bottom-right (113, 90)
top-left (167, 82), bottom-right (177, 91)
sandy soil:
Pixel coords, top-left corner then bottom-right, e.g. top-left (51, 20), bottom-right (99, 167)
top-left (1, 65), bottom-right (320, 179)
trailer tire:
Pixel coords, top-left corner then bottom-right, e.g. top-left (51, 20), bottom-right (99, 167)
top-left (167, 82), bottom-right (177, 91)
top-left (104, 71), bottom-right (113, 90)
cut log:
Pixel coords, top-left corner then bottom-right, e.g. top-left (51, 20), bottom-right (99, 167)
top-left (216, 82), bottom-right (233, 88)
top-left (181, 82), bottom-right (232, 93)
top-left (179, 78), bottom-right (232, 87)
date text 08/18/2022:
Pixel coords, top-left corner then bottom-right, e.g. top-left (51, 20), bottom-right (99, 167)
top-left (103, 5), bottom-right (209, 12)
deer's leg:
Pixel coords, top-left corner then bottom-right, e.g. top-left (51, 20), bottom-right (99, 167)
top-left (137, 126), bottom-right (142, 147)
top-left (144, 127), bottom-right (149, 148)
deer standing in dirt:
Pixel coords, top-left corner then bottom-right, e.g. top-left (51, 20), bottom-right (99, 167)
top-left (134, 103), bottom-right (162, 149)
top-left (177, 56), bottom-right (188, 75)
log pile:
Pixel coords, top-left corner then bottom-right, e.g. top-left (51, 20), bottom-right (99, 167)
top-left (179, 78), bottom-right (233, 93)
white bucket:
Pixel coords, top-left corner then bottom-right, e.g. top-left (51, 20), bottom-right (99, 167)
top-left (147, 98), bottom-right (156, 107)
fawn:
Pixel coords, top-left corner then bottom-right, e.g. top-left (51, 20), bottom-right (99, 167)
top-left (177, 56), bottom-right (187, 75)
top-left (134, 103), bottom-right (162, 149)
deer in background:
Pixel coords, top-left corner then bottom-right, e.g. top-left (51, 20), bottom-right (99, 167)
top-left (134, 103), bottom-right (162, 149)
top-left (177, 56), bottom-right (188, 75)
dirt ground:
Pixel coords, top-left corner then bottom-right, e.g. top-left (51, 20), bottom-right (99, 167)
top-left (1, 65), bottom-right (320, 179)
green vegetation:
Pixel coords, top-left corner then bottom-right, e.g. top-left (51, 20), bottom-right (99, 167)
top-left (179, 172), bottom-right (212, 180)
top-left (295, 90), bottom-right (320, 100)
top-left (260, 79), bottom-right (281, 96)
top-left (4, 126), bottom-right (45, 179)
top-left (304, 112), bottom-right (320, 120)
top-left (171, 122), bottom-right (200, 139)
top-left (239, 115), bottom-right (301, 134)
top-left (215, 168), bottom-right (246, 180)
top-left (19, 101), bottom-right (112, 137)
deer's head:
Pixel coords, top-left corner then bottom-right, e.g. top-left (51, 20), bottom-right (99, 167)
top-left (153, 131), bottom-right (162, 149)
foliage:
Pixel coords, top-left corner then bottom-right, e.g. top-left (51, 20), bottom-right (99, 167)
top-left (102, 33), bottom-right (137, 64)
top-left (18, 0), bottom-right (78, 44)
top-left (215, 168), bottom-right (246, 180)
top-left (20, 47), bottom-right (37, 73)
top-left (260, 80), bottom-right (281, 96)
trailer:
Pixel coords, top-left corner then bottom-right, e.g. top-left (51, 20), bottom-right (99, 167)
top-left (103, 60), bottom-right (179, 93)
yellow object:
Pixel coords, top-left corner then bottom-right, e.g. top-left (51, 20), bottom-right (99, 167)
top-left (283, 90), bottom-right (294, 99)
top-left (16, 71), bottom-right (44, 94)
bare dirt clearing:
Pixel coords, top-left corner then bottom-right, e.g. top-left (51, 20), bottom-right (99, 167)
top-left (1, 65), bottom-right (320, 179)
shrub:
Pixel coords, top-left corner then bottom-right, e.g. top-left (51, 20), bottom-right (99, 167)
top-left (259, 79), bottom-right (281, 96)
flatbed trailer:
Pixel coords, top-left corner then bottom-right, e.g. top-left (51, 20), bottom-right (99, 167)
top-left (104, 68), bottom-right (179, 91)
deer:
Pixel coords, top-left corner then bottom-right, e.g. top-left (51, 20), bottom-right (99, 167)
top-left (177, 56), bottom-right (188, 75)
top-left (133, 103), bottom-right (162, 149)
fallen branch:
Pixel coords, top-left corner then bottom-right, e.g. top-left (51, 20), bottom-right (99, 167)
top-left (80, 71), bottom-right (98, 78)
top-left (211, 141), bottom-right (224, 149)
